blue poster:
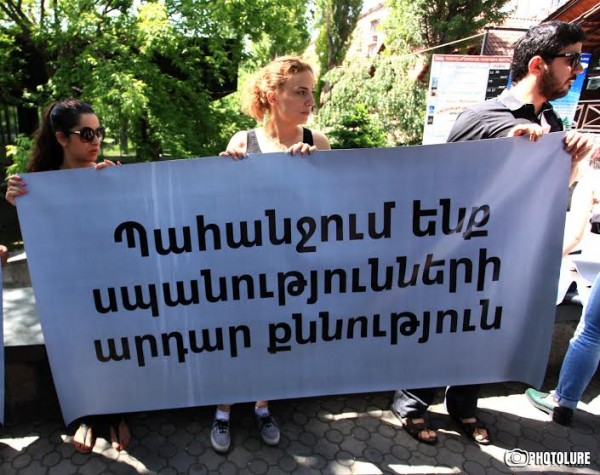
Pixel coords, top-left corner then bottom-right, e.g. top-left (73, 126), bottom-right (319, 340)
top-left (550, 53), bottom-right (592, 129)
top-left (16, 134), bottom-right (570, 423)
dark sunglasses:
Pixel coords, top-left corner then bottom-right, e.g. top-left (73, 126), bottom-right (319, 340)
top-left (546, 52), bottom-right (582, 69)
top-left (67, 126), bottom-right (106, 143)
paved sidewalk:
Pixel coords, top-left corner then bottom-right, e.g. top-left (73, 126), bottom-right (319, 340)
top-left (0, 378), bottom-right (598, 474)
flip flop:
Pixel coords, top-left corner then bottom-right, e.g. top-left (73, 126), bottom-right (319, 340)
top-left (73, 421), bottom-right (95, 454)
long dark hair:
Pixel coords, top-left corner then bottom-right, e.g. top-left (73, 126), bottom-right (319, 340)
top-left (28, 99), bottom-right (96, 172)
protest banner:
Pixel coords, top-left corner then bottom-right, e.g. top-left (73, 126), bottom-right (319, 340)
top-left (17, 133), bottom-right (569, 424)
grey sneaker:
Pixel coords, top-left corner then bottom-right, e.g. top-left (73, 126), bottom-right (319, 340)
top-left (210, 418), bottom-right (231, 453)
top-left (255, 412), bottom-right (280, 446)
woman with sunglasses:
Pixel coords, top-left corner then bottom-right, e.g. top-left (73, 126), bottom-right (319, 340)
top-left (212, 56), bottom-right (330, 454)
top-left (5, 99), bottom-right (113, 203)
top-left (5, 99), bottom-right (131, 454)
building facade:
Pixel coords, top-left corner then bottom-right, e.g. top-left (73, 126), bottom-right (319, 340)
top-left (346, 2), bottom-right (388, 58)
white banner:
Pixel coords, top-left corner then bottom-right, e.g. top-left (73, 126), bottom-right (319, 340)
top-left (17, 133), bottom-right (569, 423)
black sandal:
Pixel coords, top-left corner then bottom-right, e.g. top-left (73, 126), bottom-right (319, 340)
top-left (401, 417), bottom-right (438, 445)
top-left (452, 416), bottom-right (490, 445)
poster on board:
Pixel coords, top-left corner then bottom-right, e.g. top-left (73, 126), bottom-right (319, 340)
top-left (422, 55), bottom-right (511, 145)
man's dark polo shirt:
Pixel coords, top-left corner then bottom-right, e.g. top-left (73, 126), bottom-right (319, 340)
top-left (447, 89), bottom-right (563, 143)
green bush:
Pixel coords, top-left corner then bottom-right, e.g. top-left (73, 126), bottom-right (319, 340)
top-left (5, 135), bottom-right (33, 177)
top-left (324, 104), bottom-right (387, 149)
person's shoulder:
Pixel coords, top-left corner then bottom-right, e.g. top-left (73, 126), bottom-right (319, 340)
top-left (308, 129), bottom-right (331, 150)
top-left (449, 96), bottom-right (505, 125)
top-left (447, 102), bottom-right (497, 142)
top-left (468, 97), bottom-right (504, 114)
top-left (453, 98), bottom-right (503, 123)
top-left (221, 129), bottom-right (250, 155)
top-left (229, 130), bottom-right (248, 147)
top-left (232, 129), bottom-right (249, 141)
top-left (447, 107), bottom-right (483, 133)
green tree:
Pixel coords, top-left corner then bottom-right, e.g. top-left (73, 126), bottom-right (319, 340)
top-left (385, 0), bottom-right (511, 53)
top-left (314, 0), bottom-right (363, 101)
top-left (0, 0), bottom-right (311, 162)
top-left (366, 55), bottom-right (427, 145)
top-left (316, 55), bottom-right (426, 147)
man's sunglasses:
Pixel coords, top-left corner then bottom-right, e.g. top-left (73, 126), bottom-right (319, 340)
top-left (546, 52), bottom-right (582, 69)
top-left (67, 126), bottom-right (106, 143)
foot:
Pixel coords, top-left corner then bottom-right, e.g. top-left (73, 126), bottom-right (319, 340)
top-left (449, 414), bottom-right (491, 445)
top-left (210, 418), bottom-right (231, 454)
top-left (457, 417), bottom-right (490, 445)
top-left (73, 421), bottom-right (95, 454)
top-left (401, 417), bottom-right (438, 445)
top-left (390, 405), bottom-right (438, 445)
top-left (109, 418), bottom-right (132, 451)
top-left (525, 388), bottom-right (573, 426)
top-left (255, 412), bottom-right (280, 446)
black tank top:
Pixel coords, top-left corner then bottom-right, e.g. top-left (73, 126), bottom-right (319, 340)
top-left (246, 128), bottom-right (314, 153)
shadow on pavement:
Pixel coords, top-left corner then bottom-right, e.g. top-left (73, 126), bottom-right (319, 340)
top-left (0, 382), bottom-right (598, 474)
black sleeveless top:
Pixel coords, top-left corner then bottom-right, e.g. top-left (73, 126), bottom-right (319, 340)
top-left (246, 128), bottom-right (314, 153)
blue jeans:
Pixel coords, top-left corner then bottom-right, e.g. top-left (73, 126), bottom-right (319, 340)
top-left (555, 273), bottom-right (600, 409)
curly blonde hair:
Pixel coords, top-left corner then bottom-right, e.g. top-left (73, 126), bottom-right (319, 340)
top-left (241, 56), bottom-right (314, 122)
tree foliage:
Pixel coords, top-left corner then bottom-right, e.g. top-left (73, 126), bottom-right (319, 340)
top-left (385, 0), bottom-right (511, 53)
top-left (5, 135), bottom-right (33, 176)
top-left (0, 0), bottom-right (311, 162)
top-left (316, 0), bottom-right (363, 71)
top-left (316, 55), bottom-right (427, 148)
top-left (314, 0), bottom-right (363, 101)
